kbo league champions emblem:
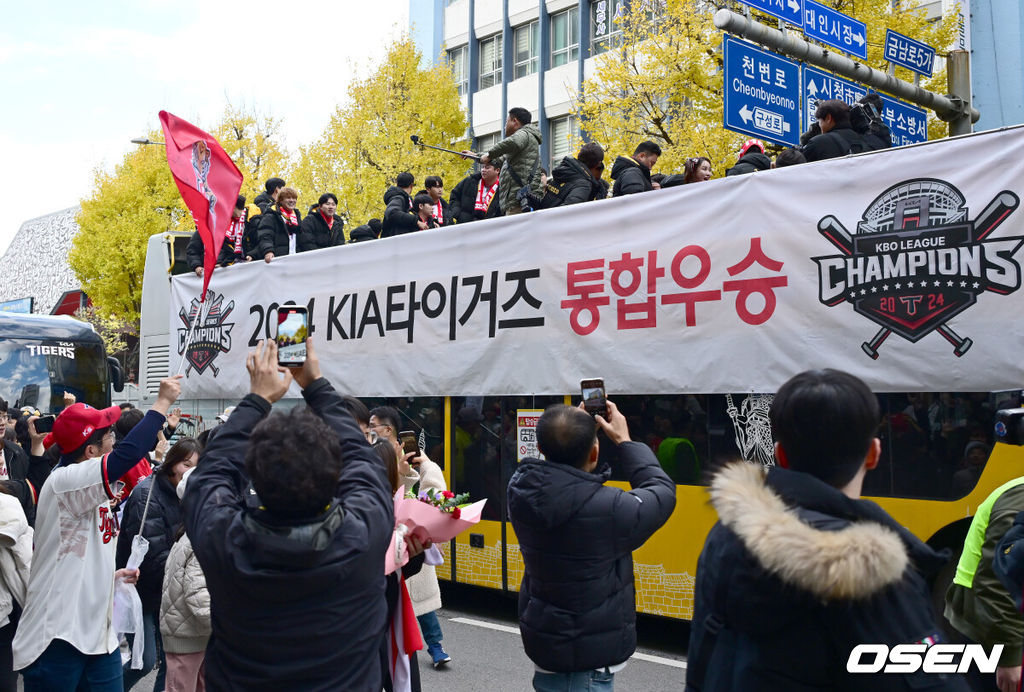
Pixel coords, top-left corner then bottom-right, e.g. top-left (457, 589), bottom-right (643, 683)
top-left (178, 290), bottom-right (235, 376)
top-left (815, 179), bottom-right (1023, 359)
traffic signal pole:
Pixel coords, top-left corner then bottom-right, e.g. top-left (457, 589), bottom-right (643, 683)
top-left (713, 9), bottom-right (979, 134)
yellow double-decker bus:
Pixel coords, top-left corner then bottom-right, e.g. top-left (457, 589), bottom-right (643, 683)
top-left (139, 125), bottom-right (1024, 620)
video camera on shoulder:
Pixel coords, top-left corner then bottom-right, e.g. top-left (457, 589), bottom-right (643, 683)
top-left (995, 408), bottom-right (1024, 446)
top-left (850, 93), bottom-right (885, 136)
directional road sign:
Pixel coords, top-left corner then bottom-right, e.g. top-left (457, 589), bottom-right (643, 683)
top-left (724, 36), bottom-right (801, 147)
top-left (803, 0), bottom-right (867, 59)
top-left (884, 29), bottom-right (935, 77)
top-left (736, 0), bottom-right (803, 27)
top-left (802, 65), bottom-right (927, 147)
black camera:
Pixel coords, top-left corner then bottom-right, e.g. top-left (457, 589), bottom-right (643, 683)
top-left (851, 93), bottom-right (885, 136)
top-left (995, 408), bottom-right (1024, 446)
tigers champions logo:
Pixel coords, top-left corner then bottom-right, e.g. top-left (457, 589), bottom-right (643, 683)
top-left (178, 290), bottom-right (235, 376)
top-left (814, 179), bottom-right (1023, 358)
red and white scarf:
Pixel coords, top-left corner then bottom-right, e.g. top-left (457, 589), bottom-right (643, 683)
top-left (280, 207), bottom-right (299, 230)
top-left (433, 201), bottom-right (444, 225)
top-left (475, 178), bottom-right (498, 213)
top-left (228, 210), bottom-right (246, 256)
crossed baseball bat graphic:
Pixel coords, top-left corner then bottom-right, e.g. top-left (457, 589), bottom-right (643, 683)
top-left (818, 191), bottom-right (1019, 359)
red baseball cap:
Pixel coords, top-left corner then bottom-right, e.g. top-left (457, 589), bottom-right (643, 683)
top-left (740, 138), bottom-right (765, 157)
top-left (44, 403), bottom-right (122, 453)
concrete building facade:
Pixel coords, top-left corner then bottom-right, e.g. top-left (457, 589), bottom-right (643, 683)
top-left (410, 0), bottom-right (1020, 164)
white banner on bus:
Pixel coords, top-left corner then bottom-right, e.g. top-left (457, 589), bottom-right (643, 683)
top-left (170, 127), bottom-right (1024, 399)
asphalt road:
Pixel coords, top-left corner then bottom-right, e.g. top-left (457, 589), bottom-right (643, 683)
top-left (129, 582), bottom-right (689, 691)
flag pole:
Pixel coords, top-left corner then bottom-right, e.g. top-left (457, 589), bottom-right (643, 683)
top-left (175, 289), bottom-right (206, 376)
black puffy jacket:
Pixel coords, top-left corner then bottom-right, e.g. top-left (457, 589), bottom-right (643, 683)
top-left (256, 207), bottom-right (303, 259)
top-left (725, 152), bottom-right (772, 176)
top-left (183, 380), bottom-right (393, 691)
top-left (449, 173), bottom-right (502, 224)
top-left (802, 126), bottom-right (870, 162)
top-left (507, 442), bottom-right (676, 672)
top-left (117, 472), bottom-right (181, 613)
top-left (381, 187), bottom-right (419, 237)
top-left (298, 211), bottom-right (344, 251)
top-left (610, 156), bottom-right (653, 197)
top-left (551, 156), bottom-right (606, 206)
top-left (686, 463), bottom-right (967, 692)
top-left (185, 230), bottom-right (237, 272)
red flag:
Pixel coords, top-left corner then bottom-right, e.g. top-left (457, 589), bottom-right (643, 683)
top-left (158, 111), bottom-right (243, 299)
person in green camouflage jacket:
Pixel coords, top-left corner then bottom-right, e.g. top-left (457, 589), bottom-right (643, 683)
top-left (469, 107), bottom-right (542, 215)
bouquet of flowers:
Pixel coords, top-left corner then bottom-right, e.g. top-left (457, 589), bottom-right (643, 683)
top-left (385, 488), bottom-right (487, 575)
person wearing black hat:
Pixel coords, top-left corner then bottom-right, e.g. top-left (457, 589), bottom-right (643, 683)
top-left (349, 218), bottom-right (382, 243)
top-left (382, 172), bottom-right (422, 237)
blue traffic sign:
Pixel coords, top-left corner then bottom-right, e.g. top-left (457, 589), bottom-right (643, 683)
top-left (724, 36), bottom-right (801, 147)
top-left (880, 97), bottom-right (928, 147)
top-left (802, 65), bottom-right (927, 146)
top-left (736, 0), bottom-right (803, 26)
top-left (884, 29), bottom-right (935, 77)
top-left (803, 0), bottom-right (867, 59)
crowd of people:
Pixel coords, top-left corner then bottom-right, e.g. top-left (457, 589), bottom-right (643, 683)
top-left (5, 347), bottom-right (1024, 689)
top-left (186, 96), bottom-right (891, 274)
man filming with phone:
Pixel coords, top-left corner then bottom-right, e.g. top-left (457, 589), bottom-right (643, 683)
top-left (183, 338), bottom-right (394, 690)
top-left (508, 395), bottom-right (676, 691)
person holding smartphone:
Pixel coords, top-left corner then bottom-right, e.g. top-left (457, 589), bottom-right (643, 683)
top-left (14, 376), bottom-right (182, 690)
top-left (183, 339), bottom-right (394, 690)
top-left (508, 400), bottom-right (676, 691)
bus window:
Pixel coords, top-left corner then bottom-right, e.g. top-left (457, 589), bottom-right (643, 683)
top-left (361, 396), bottom-right (446, 467)
top-left (0, 338), bottom-right (108, 413)
top-left (865, 391), bottom-right (1020, 500)
top-left (581, 395), bottom-right (711, 486)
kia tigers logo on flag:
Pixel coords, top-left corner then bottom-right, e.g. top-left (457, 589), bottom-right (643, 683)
top-left (814, 179), bottom-right (1024, 359)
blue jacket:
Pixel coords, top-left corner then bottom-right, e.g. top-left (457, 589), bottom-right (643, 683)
top-left (183, 379), bottom-right (393, 691)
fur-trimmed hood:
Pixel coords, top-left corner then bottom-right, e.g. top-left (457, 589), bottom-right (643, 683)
top-left (710, 462), bottom-right (909, 600)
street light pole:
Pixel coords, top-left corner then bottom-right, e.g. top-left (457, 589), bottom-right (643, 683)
top-left (130, 137), bottom-right (166, 146)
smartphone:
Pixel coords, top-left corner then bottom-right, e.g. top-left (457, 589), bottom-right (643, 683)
top-left (34, 415), bottom-right (56, 433)
top-left (399, 430), bottom-right (419, 456)
top-left (580, 378), bottom-right (608, 419)
top-left (274, 304), bottom-right (308, 366)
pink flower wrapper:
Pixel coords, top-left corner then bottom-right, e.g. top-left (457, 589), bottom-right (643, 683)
top-left (384, 489), bottom-right (487, 574)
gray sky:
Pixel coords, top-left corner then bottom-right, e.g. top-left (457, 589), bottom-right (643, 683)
top-left (0, 0), bottom-right (409, 255)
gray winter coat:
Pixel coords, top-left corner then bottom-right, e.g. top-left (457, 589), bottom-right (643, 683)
top-left (488, 123), bottom-right (543, 213)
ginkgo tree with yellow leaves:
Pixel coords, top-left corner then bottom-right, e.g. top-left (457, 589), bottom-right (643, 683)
top-left (575, 0), bottom-right (959, 179)
top-left (213, 103), bottom-right (290, 202)
top-left (289, 37), bottom-right (470, 233)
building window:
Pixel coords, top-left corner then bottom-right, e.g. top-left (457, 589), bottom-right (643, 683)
top-left (549, 116), bottom-right (577, 170)
top-left (476, 132), bottom-right (501, 154)
top-left (447, 45), bottom-right (469, 96)
top-left (551, 7), bottom-right (580, 67)
top-left (514, 21), bottom-right (539, 78)
top-left (479, 34), bottom-right (503, 89)
top-left (591, 0), bottom-right (623, 55)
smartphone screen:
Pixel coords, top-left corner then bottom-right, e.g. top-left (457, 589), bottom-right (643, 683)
top-left (274, 305), bottom-right (308, 366)
top-left (580, 378), bottom-right (607, 418)
top-left (399, 430), bottom-right (419, 456)
top-left (34, 415), bottom-right (56, 433)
